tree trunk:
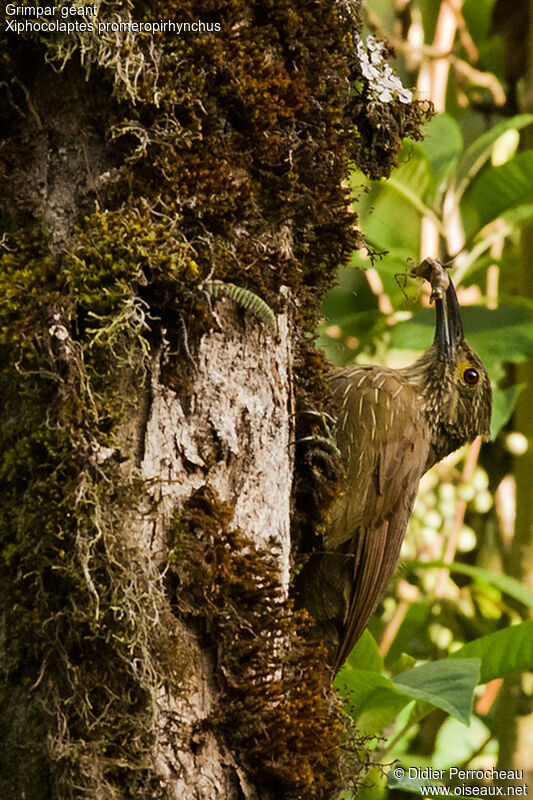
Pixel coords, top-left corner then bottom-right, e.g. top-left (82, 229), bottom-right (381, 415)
top-left (0, 2), bottom-right (428, 796)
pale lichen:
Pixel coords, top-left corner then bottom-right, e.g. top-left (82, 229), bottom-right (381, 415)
top-left (357, 35), bottom-right (413, 103)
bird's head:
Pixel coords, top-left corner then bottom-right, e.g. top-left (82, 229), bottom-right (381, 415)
top-left (403, 279), bottom-right (492, 466)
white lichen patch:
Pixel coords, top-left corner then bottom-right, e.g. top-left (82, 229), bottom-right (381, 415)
top-left (357, 35), bottom-right (413, 104)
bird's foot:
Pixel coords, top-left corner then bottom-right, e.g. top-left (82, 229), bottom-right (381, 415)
top-left (295, 435), bottom-right (341, 459)
top-left (291, 410), bottom-right (341, 459)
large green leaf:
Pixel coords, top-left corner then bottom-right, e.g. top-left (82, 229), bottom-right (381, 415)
top-left (362, 186), bottom-right (422, 255)
top-left (408, 559), bottom-right (533, 607)
top-left (336, 658), bottom-right (479, 732)
top-left (392, 659), bottom-right (480, 726)
top-left (463, 151), bottom-right (533, 235)
top-left (491, 384), bottom-right (526, 438)
top-left (386, 601), bottom-right (432, 665)
top-left (387, 768), bottom-right (442, 795)
top-left (392, 147), bottom-right (432, 196)
top-left (432, 715), bottom-right (492, 770)
top-left (457, 306), bottom-right (533, 373)
top-left (463, 0), bottom-right (501, 42)
top-left (451, 621), bottom-right (533, 683)
top-left (497, 201), bottom-right (533, 227)
top-left (387, 150), bottom-right (441, 224)
top-left (345, 629), bottom-right (383, 672)
top-left (334, 668), bottom-right (413, 734)
top-left (417, 113), bottom-right (463, 200)
top-left (458, 204), bottom-right (533, 278)
top-left (389, 305), bottom-right (533, 379)
top-left (454, 114), bottom-right (533, 198)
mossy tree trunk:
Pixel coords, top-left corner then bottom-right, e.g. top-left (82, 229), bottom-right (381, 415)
top-left (0, 3), bottom-right (427, 798)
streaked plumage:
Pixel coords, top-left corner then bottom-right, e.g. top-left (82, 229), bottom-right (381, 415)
top-left (297, 279), bottom-right (492, 673)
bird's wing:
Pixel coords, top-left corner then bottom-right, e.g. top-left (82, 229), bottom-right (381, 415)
top-left (327, 366), bottom-right (430, 671)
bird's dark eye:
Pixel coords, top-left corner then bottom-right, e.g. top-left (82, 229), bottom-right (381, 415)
top-left (463, 367), bottom-right (479, 385)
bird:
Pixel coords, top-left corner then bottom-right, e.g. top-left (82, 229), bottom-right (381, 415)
top-left (296, 271), bottom-right (492, 674)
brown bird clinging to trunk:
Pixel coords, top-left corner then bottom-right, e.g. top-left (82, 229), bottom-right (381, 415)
top-left (297, 264), bottom-right (492, 674)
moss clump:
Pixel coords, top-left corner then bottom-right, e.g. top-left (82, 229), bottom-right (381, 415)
top-left (5, 0), bottom-right (366, 310)
top-left (66, 208), bottom-right (210, 356)
top-left (0, 229), bottom-right (174, 799)
top-left (169, 487), bottom-right (342, 798)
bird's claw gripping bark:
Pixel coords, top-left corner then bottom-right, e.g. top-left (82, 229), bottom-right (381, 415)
top-left (291, 410), bottom-right (341, 459)
top-left (295, 435), bottom-right (341, 459)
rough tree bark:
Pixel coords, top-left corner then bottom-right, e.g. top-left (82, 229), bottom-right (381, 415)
top-left (138, 300), bottom-right (293, 797)
top-left (0, 2), bottom-right (428, 797)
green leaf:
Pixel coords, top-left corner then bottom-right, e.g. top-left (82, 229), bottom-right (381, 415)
top-left (357, 765), bottom-right (389, 800)
top-left (451, 621), bottom-right (533, 684)
top-left (463, 151), bottom-right (533, 234)
top-left (393, 146), bottom-right (431, 194)
top-left (417, 113), bottom-right (463, 198)
top-left (433, 715), bottom-right (492, 769)
top-left (498, 201), bottom-right (533, 227)
top-left (464, 306), bottom-right (533, 374)
top-left (491, 384), bottom-right (526, 438)
top-left (386, 602), bottom-right (432, 665)
top-left (454, 114), bottom-right (533, 198)
top-left (492, 129), bottom-right (520, 166)
top-left (388, 653), bottom-right (418, 677)
top-left (334, 668), bottom-right (413, 734)
top-left (458, 204), bottom-right (533, 276)
top-left (408, 559), bottom-right (533, 607)
top-left (346, 630), bottom-right (383, 672)
top-left (388, 150), bottom-right (442, 223)
top-left (389, 305), bottom-right (533, 379)
top-left (392, 658), bottom-right (480, 725)
top-left (387, 768), bottom-right (442, 794)
top-left (361, 186), bottom-right (422, 255)
top-left (463, 0), bottom-right (500, 42)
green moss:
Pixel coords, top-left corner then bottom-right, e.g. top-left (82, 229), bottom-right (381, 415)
top-left (0, 229), bottom-right (170, 798)
top-left (0, 230), bottom-right (58, 353)
top-left (169, 487), bottom-right (342, 798)
top-left (66, 209), bottom-right (205, 350)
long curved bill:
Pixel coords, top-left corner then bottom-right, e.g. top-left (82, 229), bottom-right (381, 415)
top-left (435, 279), bottom-right (464, 359)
